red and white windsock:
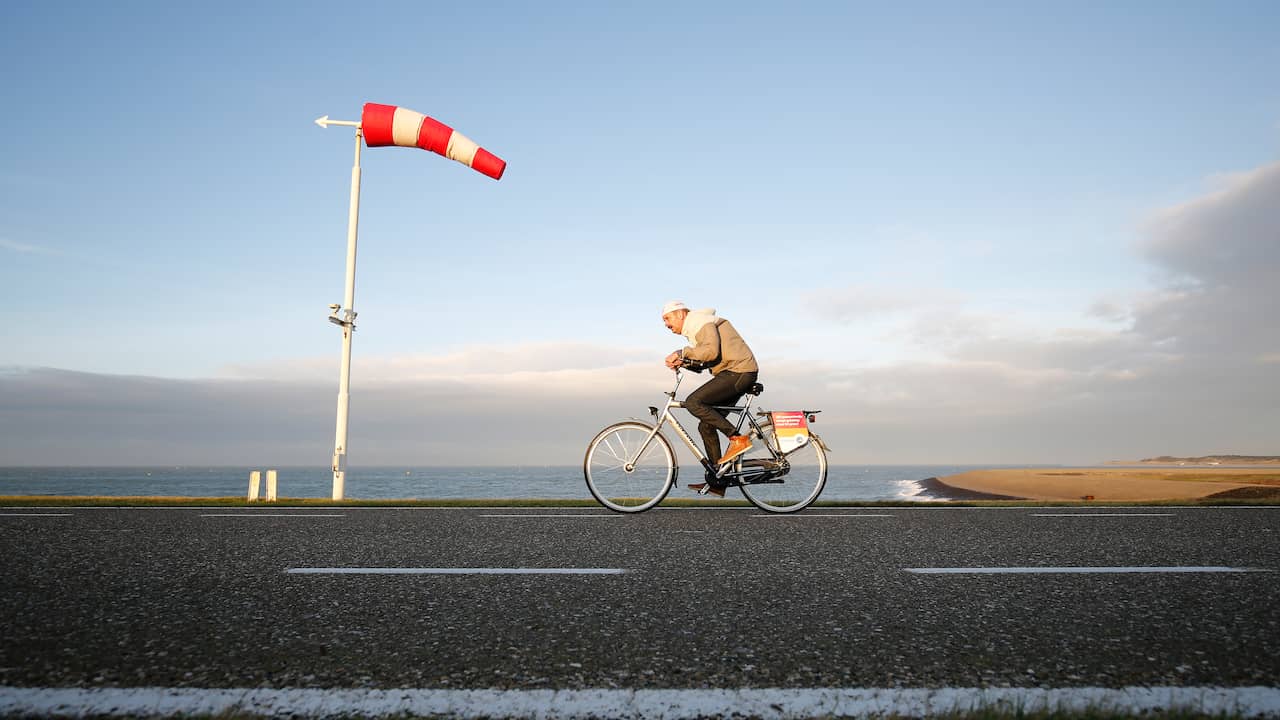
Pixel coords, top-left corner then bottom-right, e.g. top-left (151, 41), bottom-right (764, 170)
top-left (361, 103), bottom-right (506, 180)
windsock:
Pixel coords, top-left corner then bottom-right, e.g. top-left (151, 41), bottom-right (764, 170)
top-left (361, 103), bottom-right (506, 180)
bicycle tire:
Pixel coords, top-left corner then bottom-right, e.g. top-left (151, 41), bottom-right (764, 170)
top-left (583, 421), bottom-right (677, 513)
top-left (736, 419), bottom-right (828, 513)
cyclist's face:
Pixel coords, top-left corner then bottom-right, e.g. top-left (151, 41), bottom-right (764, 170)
top-left (662, 310), bottom-right (687, 334)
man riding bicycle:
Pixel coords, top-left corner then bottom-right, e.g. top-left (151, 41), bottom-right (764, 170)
top-left (661, 300), bottom-right (760, 497)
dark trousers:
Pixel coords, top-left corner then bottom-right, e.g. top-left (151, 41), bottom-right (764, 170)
top-left (684, 370), bottom-right (758, 466)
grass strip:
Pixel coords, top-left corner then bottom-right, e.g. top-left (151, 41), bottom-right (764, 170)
top-left (190, 711), bottom-right (1246, 720)
top-left (1, 495), bottom-right (1276, 508)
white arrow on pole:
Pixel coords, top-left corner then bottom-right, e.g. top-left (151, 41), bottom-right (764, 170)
top-left (315, 115), bottom-right (361, 129)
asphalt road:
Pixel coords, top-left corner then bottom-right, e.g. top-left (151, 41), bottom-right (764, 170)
top-left (2, 505), bottom-right (1277, 691)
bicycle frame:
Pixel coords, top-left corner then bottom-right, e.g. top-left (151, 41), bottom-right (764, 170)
top-left (626, 370), bottom-right (788, 486)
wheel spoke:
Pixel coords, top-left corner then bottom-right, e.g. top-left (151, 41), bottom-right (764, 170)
top-left (737, 421), bottom-right (827, 513)
top-left (601, 435), bottom-right (627, 463)
top-left (584, 423), bottom-right (675, 513)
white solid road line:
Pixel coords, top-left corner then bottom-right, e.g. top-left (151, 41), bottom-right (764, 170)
top-left (906, 566), bottom-right (1268, 574)
top-left (286, 567), bottom-right (627, 575)
top-left (2, 685), bottom-right (1278, 719)
top-left (0, 513), bottom-right (72, 516)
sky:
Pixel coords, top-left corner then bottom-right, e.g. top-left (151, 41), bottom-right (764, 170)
top-left (1, 1), bottom-right (1278, 467)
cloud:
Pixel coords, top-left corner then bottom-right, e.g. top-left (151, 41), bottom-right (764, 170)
top-left (0, 368), bottom-right (331, 465)
top-left (3, 162), bottom-right (1277, 468)
top-left (220, 342), bottom-right (654, 384)
top-left (779, 161), bottom-right (1280, 459)
top-left (1086, 298), bottom-right (1132, 324)
top-left (1136, 160), bottom-right (1280, 363)
top-left (0, 237), bottom-right (107, 266)
top-left (0, 363), bottom-right (675, 466)
top-left (1143, 163), bottom-right (1280, 281)
top-left (803, 285), bottom-right (964, 324)
top-left (0, 238), bottom-right (62, 255)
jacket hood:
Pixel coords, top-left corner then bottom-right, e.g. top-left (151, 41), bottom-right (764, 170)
top-left (681, 308), bottom-right (718, 343)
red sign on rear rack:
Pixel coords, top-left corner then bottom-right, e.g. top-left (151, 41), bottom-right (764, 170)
top-left (770, 411), bottom-right (810, 452)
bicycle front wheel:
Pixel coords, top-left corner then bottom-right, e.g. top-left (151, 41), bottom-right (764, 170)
top-left (583, 421), bottom-right (676, 513)
top-left (737, 420), bottom-right (828, 513)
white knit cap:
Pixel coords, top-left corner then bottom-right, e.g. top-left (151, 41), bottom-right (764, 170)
top-left (661, 300), bottom-right (689, 315)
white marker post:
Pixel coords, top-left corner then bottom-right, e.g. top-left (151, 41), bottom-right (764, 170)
top-left (315, 115), bottom-right (363, 500)
top-left (316, 105), bottom-right (505, 501)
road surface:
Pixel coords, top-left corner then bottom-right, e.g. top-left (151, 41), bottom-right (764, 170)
top-left (2, 504), bottom-right (1277, 712)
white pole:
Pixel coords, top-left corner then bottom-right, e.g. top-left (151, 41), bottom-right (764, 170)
top-left (331, 128), bottom-right (362, 500)
top-left (247, 471), bottom-right (261, 502)
top-left (266, 470), bottom-right (278, 502)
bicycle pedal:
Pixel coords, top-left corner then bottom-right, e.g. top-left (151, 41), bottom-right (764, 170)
top-left (688, 482), bottom-right (725, 498)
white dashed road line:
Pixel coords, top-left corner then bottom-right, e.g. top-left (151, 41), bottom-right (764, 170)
top-left (286, 567), bottom-right (627, 575)
top-left (906, 566), bottom-right (1267, 574)
top-left (479, 514), bottom-right (618, 518)
top-left (200, 514), bottom-right (346, 518)
top-left (752, 513), bottom-right (894, 518)
top-left (1032, 513), bottom-right (1175, 517)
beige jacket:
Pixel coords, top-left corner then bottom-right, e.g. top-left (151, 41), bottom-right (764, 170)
top-left (679, 308), bottom-right (759, 375)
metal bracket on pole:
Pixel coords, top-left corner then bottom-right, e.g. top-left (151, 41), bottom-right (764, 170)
top-left (327, 305), bottom-right (357, 329)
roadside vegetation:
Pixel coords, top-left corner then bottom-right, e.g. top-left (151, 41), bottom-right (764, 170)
top-left (182, 708), bottom-right (1251, 719)
top-left (1, 495), bottom-right (1276, 508)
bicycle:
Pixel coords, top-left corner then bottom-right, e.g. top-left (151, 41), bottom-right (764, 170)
top-left (583, 369), bottom-right (829, 513)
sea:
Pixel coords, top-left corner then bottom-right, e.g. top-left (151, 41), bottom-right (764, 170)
top-left (0, 465), bottom-right (1045, 502)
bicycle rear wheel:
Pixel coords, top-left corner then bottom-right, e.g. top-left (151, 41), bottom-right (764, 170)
top-left (583, 421), bottom-right (676, 513)
top-left (736, 419), bottom-right (827, 513)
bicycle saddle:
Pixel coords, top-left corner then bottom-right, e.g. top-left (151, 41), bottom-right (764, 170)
top-left (748, 383), bottom-right (764, 396)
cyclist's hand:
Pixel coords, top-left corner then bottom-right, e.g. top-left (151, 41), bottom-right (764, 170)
top-left (664, 351), bottom-right (682, 370)
top-left (681, 359), bottom-right (705, 373)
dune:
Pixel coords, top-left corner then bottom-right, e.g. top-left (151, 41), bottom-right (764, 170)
top-left (932, 467), bottom-right (1280, 501)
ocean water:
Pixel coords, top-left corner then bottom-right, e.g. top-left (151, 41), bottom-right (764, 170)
top-left (0, 465), bottom-right (1023, 501)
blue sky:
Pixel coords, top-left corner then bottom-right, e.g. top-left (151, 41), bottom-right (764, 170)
top-left (2, 1), bottom-right (1278, 465)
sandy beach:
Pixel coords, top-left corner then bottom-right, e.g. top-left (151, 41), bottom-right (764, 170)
top-left (932, 467), bottom-right (1280, 501)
